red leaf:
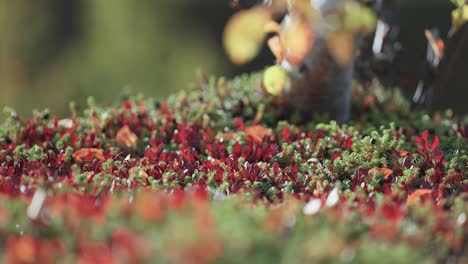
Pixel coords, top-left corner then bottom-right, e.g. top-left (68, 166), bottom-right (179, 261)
top-left (344, 137), bottom-right (353, 150)
top-left (413, 135), bottom-right (424, 149)
top-left (78, 242), bottom-right (117, 264)
top-left (422, 130), bottom-right (429, 142)
top-left (234, 118), bottom-right (244, 130)
top-left (331, 152), bottom-right (342, 161)
top-left (233, 142), bottom-right (242, 156)
top-left (381, 203), bottom-right (403, 222)
top-left (431, 136), bottom-right (440, 151)
top-left (273, 162), bottom-right (280, 174)
top-left (435, 153), bottom-right (446, 164)
top-left (282, 126), bottom-right (291, 141)
top-left (112, 228), bottom-right (150, 262)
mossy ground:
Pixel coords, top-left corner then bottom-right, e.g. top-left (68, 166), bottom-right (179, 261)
top-left (0, 73), bottom-right (467, 263)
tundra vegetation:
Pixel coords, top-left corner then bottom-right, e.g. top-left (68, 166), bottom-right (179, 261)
top-left (0, 0), bottom-right (467, 263)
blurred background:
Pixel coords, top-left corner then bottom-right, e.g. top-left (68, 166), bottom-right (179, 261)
top-left (0, 0), bottom-right (454, 118)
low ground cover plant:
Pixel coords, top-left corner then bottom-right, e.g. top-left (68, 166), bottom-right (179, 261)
top-left (1, 1), bottom-right (468, 263)
top-left (0, 73), bottom-right (466, 263)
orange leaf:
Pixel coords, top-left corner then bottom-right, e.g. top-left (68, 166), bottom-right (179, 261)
top-left (363, 95), bottom-right (376, 108)
top-left (86, 172), bottom-right (95, 182)
top-left (398, 150), bottom-right (409, 157)
top-left (115, 125), bottom-right (138, 148)
top-left (368, 167), bottom-right (393, 180)
top-left (129, 167), bottom-right (149, 186)
top-left (244, 125), bottom-right (273, 143)
top-left (326, 31), bottom-right (355, 65)
top-left (136, 192), bottom-right (165, 221)
top-left (267, 35), bottom-right (284, 63)
top-left (407, 189), bottom-right (432, 206)
top-left (72, 148), bottom-right (105, 162)
top-left (215, 132), bottom-right (238, 141)
top-left (6, 235), bottom-right (36, 264)
top-left (281, 15), bottom-right (315, 65)
top-left (263, 208), bottom-right (285, 232)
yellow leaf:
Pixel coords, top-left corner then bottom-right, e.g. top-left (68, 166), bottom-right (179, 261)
top-left (281, 15), bottom-right (315, 65)
top-left (264, 20), bottom-right (282, 34)
top-left (223, 7), bottom-right (273, 65)
top-left (452, 5), bottom-right (468, 27)
top-left (263, 65), bottom-right (289, 96)
top-left (326, 31), bottom-right (355, 65)
top-left (341, 1), bottom-right (377, 34)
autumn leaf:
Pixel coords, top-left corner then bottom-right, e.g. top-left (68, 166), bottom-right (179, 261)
top-left (136, 192), bottom-right (166, 221)
top-left (244, 125), bottom-right (273, 143)
top-left (398, 150), bottom-right (410, 157)
top-left (112, 228), bottom-right (151, 262)
top-left (263, 207), bottom-right (286, 232)
top-left (363, 95), bottom-right (376, 108)
top-left (451, 0), bottom-right (465, 8)
top-left (223, 7), bottom-right (273, 65)
top-left (6, 235), bottom-right (36, 264)
top-left (368, 167), bottom-right (393, 180)
top-left (407, 189), bottom-right (432, 206)
top-left (280, 14), bottom-right (315, 65)
top-left (288, 0), bottom-right (320, 19)
top-left (129, 167), bottom-right (149, 186)
top-left (72, 148), bottom-right (105, 162)
top-left (263, 65), bottom-right (290, 96)
top-left (326, 31), bottom-right (355, 65)
top-left (425, 30), bottom-right (444, 63)
top-left (115, 125), bottom-right (138, 148)
top-left (451, 4), bottom-right (468, 28)
top-left (267, 35), bottom-right (284, 63)
top-left (78, 242), bottom-right (118, 264)
top-left (341, 1), bottom-right (377, 34)
top-left (264, 20), bottom-right (282, 34)
top-left (215, 131), bottom-right (238, 141)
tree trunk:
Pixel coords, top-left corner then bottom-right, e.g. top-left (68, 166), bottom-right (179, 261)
top-left (282, 37), bottom-right (355, 123)
top-left (432, 23), bottom-right (468, 115)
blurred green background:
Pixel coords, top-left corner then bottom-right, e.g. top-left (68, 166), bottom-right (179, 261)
top-left (0, 0), bottom-right (452, 118)
top-left (0, 0), bottom-right (251, 118)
